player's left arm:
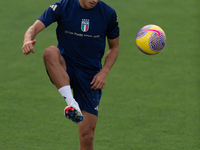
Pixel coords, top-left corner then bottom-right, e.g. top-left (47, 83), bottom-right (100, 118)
top-left (91, 36), bottom-right (119, 90)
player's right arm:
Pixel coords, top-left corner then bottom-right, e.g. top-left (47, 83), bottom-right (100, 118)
top-left (22, 20), bottom-right (45, 55)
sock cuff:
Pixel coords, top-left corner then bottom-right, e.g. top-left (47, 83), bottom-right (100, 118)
top-left (58, 85), bottom-right (71, 93)
top-left (58, 85), bottom-right (79, 109)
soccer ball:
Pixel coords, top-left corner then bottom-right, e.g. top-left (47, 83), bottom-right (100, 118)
top-left (136, 24), bottom-right (166, 55)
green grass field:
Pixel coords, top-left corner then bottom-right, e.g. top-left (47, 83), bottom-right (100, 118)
top-left (0, 0), bottom-right (199, 149)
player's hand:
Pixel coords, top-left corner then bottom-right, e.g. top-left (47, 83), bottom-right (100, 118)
top-left (90, 69), bottom-right (109, 90)
top-left (22, 40), bottom-right (36, 55)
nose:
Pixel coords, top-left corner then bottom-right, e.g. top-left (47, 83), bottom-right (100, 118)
top-left (92, 0), bottom-right (99, 3)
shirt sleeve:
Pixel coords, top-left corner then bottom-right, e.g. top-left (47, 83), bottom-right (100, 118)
top-left (106, 10), bottom-right (119, 39)
top-left (38, 0), bottom-right (68, 27)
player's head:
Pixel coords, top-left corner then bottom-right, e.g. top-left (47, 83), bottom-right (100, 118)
top-left (79, 0), bottom-right (99, 9)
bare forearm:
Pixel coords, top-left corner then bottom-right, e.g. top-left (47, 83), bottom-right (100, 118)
top-left (23, 20), bottom-right (45, 43)
top-left (22, 20), bottom-right (45, 55)
top-left (102, 47), bottom-right (119, 73)
top-left (102, 37), bottom-right (119, 73)
top-left (23, 26), bottom-right (37, 43)
top-left (90, 37), bottom-right (119, 90)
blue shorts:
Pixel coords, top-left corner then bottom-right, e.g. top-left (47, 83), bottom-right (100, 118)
top-left (47, 55), bottom-right (102, 116)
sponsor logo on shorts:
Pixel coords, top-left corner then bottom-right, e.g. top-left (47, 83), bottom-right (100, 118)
top-left (95, 105), bottom-right (99, 111)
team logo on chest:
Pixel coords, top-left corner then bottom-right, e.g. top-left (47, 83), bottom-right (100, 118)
top-left (81, 19), bottom-right (89, 32)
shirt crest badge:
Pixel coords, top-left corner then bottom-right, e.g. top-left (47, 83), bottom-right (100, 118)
top-left (81, 19), bottom-right (89, 32)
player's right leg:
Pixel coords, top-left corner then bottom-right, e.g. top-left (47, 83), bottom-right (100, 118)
top-left (43, 45), bottom-right (69, 89)
top-left (43, 45), bottom-right (83, 123)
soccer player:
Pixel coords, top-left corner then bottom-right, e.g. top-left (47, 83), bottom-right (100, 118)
top-left (22, 0), bottom-right (119, 149)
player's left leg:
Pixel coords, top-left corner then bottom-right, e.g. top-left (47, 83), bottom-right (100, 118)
top-left (78, 110), bottom-right (98, 150)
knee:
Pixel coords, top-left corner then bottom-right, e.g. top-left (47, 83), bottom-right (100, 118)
top-left (79, 131), bottom-right (94, 145)
top-left (43, 46), bottom-right (59, 62)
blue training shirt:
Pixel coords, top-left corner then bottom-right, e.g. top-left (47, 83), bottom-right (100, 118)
top-left (38, 0), bottom-right (119, 71)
